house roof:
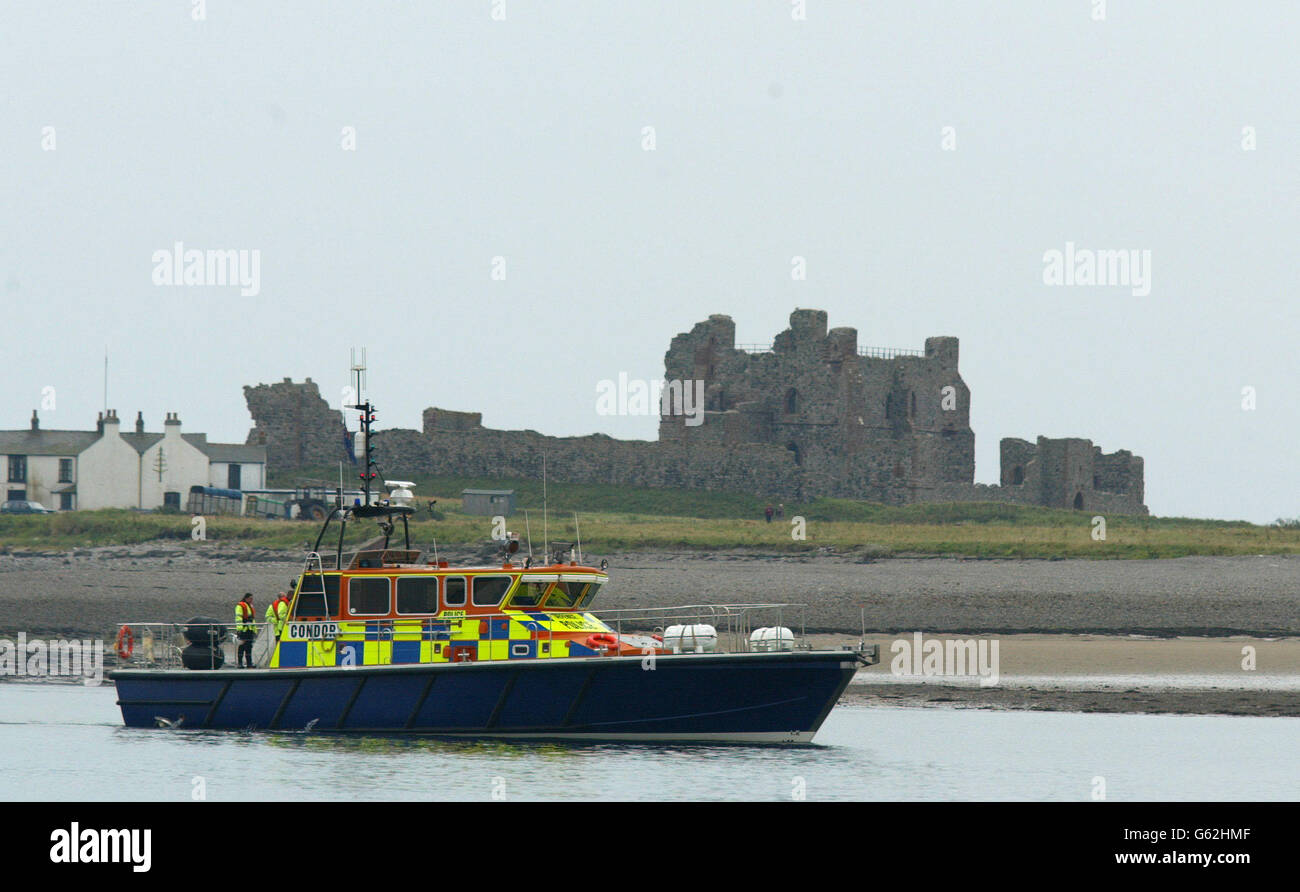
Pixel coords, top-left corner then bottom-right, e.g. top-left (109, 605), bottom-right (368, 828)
top-left (0, 427), bottom-right (266, 464)
top-left (201, 442), bottom-right (267, 463)
top-left (0, 430), bottom-right (99, 457)
top-left (119, 432), bottom-right (165, 454)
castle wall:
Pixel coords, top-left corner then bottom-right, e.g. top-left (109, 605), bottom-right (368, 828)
top-left (373, 428), bottom-right (804, 499)
top-left (245, 309), bottom-right (1148, 513)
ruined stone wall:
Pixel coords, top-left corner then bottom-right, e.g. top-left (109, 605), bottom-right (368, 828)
top-left (994, 436), bottom-right (1147, 514)
top-left (1000, 438), bottom-right (1038, 487)
top-left (243, 378), bottom-right (348, 472)
top-left (423, 408), bottom-right (484, 433)
top-left (1094, 449), bottom-right (1144, 505)
top-left (372, 428), bottom-right (803, 499)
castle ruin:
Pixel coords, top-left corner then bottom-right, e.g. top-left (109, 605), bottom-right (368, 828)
top-left (245, 309), bottom-right (1147, 514)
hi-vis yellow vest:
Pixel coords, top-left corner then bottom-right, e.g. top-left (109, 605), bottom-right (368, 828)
top-left (265, 599), bottom-right (288, 634)
top-left (235, 601), bottom-right (256, 632)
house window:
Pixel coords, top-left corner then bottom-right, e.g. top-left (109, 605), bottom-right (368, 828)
top-left (58, 459), bottom-right (73, 483)
top-left (1012, 466), bottom-right (1024, 485)
top-left (163, 491), bottom-right (181, 509)
top-left (7, 456), bottom-right (26, 483)
top-left (227, 464), bottom-right (242, 490)
top-left (59, 493), bottom-right (74, 511)
top-left (785, 388), bottom-right (798, 414)
top-left (7, 489), bottom-right (26, 502)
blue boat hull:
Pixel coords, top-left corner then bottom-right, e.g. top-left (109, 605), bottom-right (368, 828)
top-left (112, 651), bottom-right (862, 743)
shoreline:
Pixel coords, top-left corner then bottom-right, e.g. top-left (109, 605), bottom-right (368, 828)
top-left (827, 632), bottom-right (1300, 718)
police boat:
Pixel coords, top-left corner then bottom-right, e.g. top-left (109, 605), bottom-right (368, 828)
top-left (110, 400), bottom-right (879, 744)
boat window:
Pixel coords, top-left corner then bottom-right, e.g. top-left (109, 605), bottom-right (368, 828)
top-left (575, 582), bottom-right (601, 608)
top-left (509, 581), bottom-right (548, 608)
top-left (295, 574), bottom-right (340, 618)
top-left (443, 576), bottom-right (466, 608)
top-left (471, 575), bottom-right (513, 607)
top-left (348, 577), bottom-right (391, 616)
top-left (545, 581), bottom-right (601, 609)
top-left (543, 581), bottom-right (583, 609)
top-left (396, 577), bottom-right (439, 614)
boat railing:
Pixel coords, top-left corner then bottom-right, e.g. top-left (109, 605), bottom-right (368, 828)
top-left (112, 621), bottom-right (276, 670)
top-left (111, 603), bottom-right (810, 670)
top-left (431, 604), bottom-right (808, 655)
top-left (359, 603), bottom-right (808, 654)
top-left (591, 603), bottom-right (810, 654)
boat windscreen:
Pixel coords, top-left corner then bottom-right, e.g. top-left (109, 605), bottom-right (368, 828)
top-left (509, 580), bottom-right (548, 607)
top-left (544, 580), bottom-right (601, 609)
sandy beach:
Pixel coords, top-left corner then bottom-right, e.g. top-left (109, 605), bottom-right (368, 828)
top-left (819, 633), bottom-right (1300, 717)
top-left (2, 545), bottom-right (1297, 717)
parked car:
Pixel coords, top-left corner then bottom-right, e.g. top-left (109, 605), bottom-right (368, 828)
top-left (0, 500), bottom-right (54, 515)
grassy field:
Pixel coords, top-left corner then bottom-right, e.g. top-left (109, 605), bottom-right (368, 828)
top-left (1, 473), bottom-right (1298, 559)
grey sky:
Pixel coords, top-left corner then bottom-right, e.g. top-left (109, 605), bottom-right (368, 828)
top-left (2, 2), bottom-right (1296, 521)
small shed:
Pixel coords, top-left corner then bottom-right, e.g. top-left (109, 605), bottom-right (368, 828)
top-left (461, 489), bottom-right (516, 517)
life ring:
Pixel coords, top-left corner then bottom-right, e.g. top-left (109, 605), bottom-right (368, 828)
top-left (585, 633), bottom-right (618, 651)
top-left (114, 626), bottom-right (134, 660)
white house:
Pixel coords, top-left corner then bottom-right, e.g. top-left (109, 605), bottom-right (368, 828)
top-left (1, 409), bottom-right (267, 511)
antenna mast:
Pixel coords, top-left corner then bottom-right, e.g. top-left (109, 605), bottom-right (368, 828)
top-left (349, 348), bottom-right (376, 505)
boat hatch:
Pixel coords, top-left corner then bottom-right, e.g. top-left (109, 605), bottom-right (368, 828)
top-left (295, 573), bottom-right (341, 619)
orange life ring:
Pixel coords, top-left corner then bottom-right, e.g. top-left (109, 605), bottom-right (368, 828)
top-left (114, 626), bottom-right (134, 660)
top-left (585, 633), bottom-right (618, 651)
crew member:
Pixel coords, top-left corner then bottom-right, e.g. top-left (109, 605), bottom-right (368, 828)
top-left (266, 591), bottom-right (290, 639)
top-left (235, 593), bottom-right (257, 668)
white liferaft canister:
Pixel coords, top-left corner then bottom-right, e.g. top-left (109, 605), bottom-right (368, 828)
top-left (749, 626), bottom-right (795, 652)
top-left (662, 624), bottom-right (718, 654)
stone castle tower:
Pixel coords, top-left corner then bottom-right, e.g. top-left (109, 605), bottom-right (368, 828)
top-left (658, 309), bottom-right (973, 503)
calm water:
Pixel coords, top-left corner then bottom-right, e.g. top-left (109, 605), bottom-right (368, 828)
top-left (1, 682), bottom-right (1296, 801)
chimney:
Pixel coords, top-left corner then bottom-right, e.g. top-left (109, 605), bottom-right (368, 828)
top-left (135, 411), bottom-right (145, 433)
top-left (96, 411), bottom-right (104, 434)
top-left (31, 410), bottom-right (39, 431)
top-left (164, 412), bottom-right (181, 432)
top-left (103, 410), bottom-right (121, 435)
